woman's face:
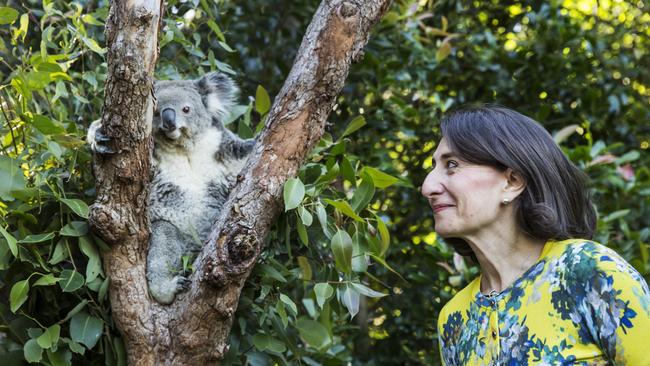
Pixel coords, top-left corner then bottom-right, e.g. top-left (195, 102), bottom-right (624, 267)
top-left (421, 138), bottom-right (512, 238)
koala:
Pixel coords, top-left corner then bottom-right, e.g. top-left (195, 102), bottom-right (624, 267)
top-left (88, 72), bottom-right (255, 304)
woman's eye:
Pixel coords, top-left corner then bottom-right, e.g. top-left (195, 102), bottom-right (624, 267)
top-left (182, 106), bottom-right (190, 113)
top-left (446, 160), bottom-right (459, 169)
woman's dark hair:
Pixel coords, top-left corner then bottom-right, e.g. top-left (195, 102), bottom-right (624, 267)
top-left (439, 105), bottom-right (597, 257)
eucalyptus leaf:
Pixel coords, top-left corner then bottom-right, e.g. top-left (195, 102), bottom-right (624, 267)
top-left (279, 294), bottom-right (297, 315)
top-left (255, 85), bottom-right (271, 115)
top-left (10, 279), bottom-right (30, 313)
top-left (37, 324), bottom-right (61, 349)
top-left (60, 221), bottom-right (88, 237)
top-left (24, 339), bottom-right (43, 363)
top-left (60, 198), bottom-right (89, 219)
top-left (362, 167), bottom-right (399, 189)
top-left (295, 318), bottom-right (331, 350)
top-left (283, 178), bottom-right (305, 211)
top-left (314, 283), bottom-right (334, 309)
top-left (59, 270), bottom-right (84, 292)
top-left (339, 284), bottom-right (360, 319)
top-left (70, 312), bottom-right (104, 349)
top-left (331, 229), bottom-right (353, 274)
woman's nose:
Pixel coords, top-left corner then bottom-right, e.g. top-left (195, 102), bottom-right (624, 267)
top-left (421, 170), bottom-right (442, 198)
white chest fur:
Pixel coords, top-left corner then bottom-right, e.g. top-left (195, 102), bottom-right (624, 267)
top-left (155, 128), bottom-right (226, 193)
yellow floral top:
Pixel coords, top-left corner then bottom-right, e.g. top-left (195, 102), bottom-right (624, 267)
top-left (437, 239), bottom-right (650, 365)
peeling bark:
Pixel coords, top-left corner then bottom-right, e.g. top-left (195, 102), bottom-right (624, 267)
top-left (90, 0), bottom-right (391, 365)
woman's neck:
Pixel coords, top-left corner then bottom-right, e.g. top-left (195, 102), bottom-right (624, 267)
top-left (463, 229), bottom-right (546, 294)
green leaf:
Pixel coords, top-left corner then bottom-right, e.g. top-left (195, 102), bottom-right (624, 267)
top-left (0, 156), bottom-right (26, 201)
top-left (62, 338), bottom-right (85, 355)
top-left (80, 35), bottom-right (106, 54)
top-left (316, 203), bottom-right (328, 235)
top-left (0, 225), bottom-right (18, 257)
top-left (253, 333), bottom-right (286, 353)
top-left (98, 277), bottom-right (110, 302)
top-left (369, 253), bottom-right (406, 282)
top-left (314, 283), bottom-right (334, 309)
top-left (70, 312), bottom-right (104, 349)
top-left (350, 176), bottom-right (375, 212)
top-left (340, 115), bottom-right (366, 138)
top-left (351, 283), bottom-right (387, 298)
top-left (19, 232), bottom-right (55, 244)
top-left (603, 209), bottom-right (630, 223)
top-left (24, 339), bottom-right (43, 363)
top-left (255, 85), bottom-right (271, 115)
top-left (323, 199), bottom-right (363, 222)
top-left (60, 198), bottom-right (89, 219)
top-left (79, 236), bottom-right (102, 283)
top-left (297, 256), bottom-right (312, 281)
top-left (218, 41), bottom-right (235, 53)
top-left (283, 178), bottom-right (305, 211)
top-left (60, 300), bottom-right (89, 323)
top-left (331, 229), bottom-right (353, 274)
top-left (206, 20), bottom-right (225, 42)
top-left (436, 39), bottom-right (452, 62)
top-left (59, 270), bottom-right (84, 292)
top-left (49, 239), bottom-right (69, 265)
top-left (60, 221), bottom-right (88, 237)
top-left (10, 279), bottom-right (30, 313)
top-left (259, 263), bottom-right (286, 283)
top-left (34, 274), bottom-right (60, 287)
top-left (340, 157), bottom-right (357, 185)
top-left (0, 7), bottom-right (19, 25)
top-left (297, 206), bottom-right (313, 226)
top-left (276, 300), bottom-right (288, 328)
top-left (363, 167), bottom-right (399, 188)
top-left (279, 294), bottom-right (297, 315)
top-left (339, 284), bottom-right (360, 318)
top-left (31, 114), bottom-right (66, 135)
top-left (616, 150), bottom-right (640, 164)
top-left (295, 318), bottom-right (332, 350)
top-left (374, 214), bottom-right (390, 256)
top-left (296, 219), bottom-right (308, 246)
top-left (37, 324), bottom-right (61, 349)
top-left (46, 348), bottom-right (72, 366)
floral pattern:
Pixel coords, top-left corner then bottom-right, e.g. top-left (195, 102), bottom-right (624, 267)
top-left (438, 239), bottom-right (650, 365)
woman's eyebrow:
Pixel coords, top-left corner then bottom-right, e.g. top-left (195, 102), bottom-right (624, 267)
top-left (432, 152), bottom-right (456, 163)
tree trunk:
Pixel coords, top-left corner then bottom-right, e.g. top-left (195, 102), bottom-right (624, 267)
top-left (89, 0), bottom-right (391, 365)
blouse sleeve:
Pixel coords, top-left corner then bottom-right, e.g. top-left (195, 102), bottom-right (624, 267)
top-left (579, 251), bottom-right (650, 366)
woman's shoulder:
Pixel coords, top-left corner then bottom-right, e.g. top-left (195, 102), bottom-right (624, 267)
top-left (545, 238), bottom-right (648, 290)
top-left (438, 276), bottom-right (480, 324)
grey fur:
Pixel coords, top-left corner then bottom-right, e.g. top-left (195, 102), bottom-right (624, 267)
top-left (88, 72), bottom-right (254, 304)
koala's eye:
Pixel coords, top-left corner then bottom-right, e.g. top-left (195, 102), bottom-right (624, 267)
top-left (182, 106), bottom-right (190, 113)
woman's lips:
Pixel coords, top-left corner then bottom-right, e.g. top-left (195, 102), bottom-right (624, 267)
top-left (431, 204), bottom-right (454, 213)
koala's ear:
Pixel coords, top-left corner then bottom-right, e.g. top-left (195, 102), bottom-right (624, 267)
top-left (195, 72), bottom-right (239, 118)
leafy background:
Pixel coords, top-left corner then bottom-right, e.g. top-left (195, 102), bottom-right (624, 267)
top-left (0, 0), bottom-right (648, 364)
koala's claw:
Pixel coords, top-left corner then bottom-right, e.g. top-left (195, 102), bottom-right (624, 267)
top-left (87, 120), bottom-right (116, 155)
top-left (176, 276), bottom-right (192, 292)
top-left (93, 144), bottom-right (116, 155)
top-left (94, 130), bottom-right (111, 142)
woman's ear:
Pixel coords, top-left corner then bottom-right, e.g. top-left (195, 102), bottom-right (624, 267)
top-left (503, 168), bottom-right (526, 199)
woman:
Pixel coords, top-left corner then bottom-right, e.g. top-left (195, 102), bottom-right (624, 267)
top-left (420, 106), bottom-right (650, 365)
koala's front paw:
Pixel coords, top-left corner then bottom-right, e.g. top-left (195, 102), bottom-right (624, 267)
top-left (87, 120), bottom-right (116, 154)
top-left (176, 274), bottom-right (192, 292)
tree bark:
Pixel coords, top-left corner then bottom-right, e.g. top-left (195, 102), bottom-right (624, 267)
top-left (89, 0), bottom-right (391, 365)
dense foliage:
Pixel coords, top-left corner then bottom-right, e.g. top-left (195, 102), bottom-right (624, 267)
top-left (1, 0), bottom-right (648, 365)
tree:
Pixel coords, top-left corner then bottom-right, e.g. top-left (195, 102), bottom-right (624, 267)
top-left (89, 0), bottom-right (390, 364)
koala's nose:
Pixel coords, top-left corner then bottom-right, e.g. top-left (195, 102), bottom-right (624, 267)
top-left (161, 108), bottom-right (176, 131)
